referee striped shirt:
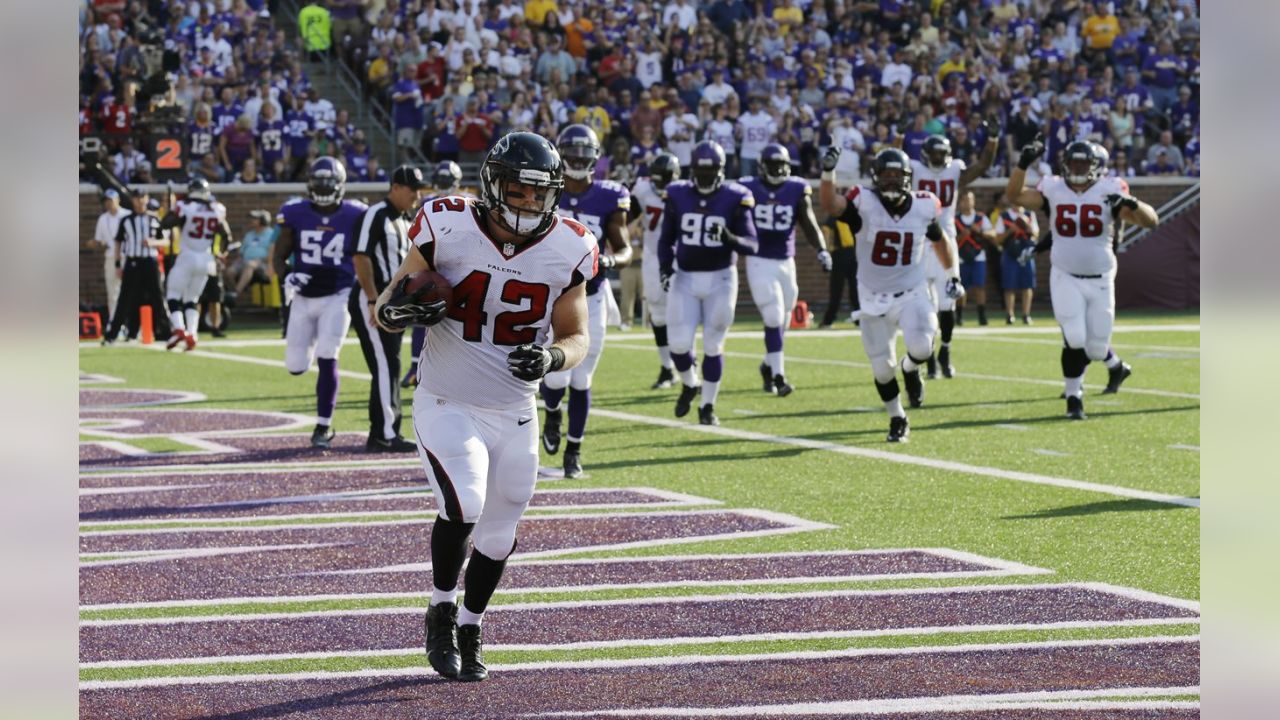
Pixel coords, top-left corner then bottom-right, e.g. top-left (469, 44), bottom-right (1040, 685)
top-left (114, 210), bottom-right (163, 259)
top-left (355, 199), bottom-right (412, 292)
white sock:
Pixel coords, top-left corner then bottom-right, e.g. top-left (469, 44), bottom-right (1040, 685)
top-left (457, 605), bottom-right (484, 627)
top-left (766, 351), bottom-right (784, 376)
top-left (678, 366), bottom-right (698, 387)
top-left (431, 586), bottom-right (458, 606)
top-left (1065, 376), bottom-right (1084, 398)
top-left (1104, 354), bottom-right (1121, 369)
top-left (169, 310), bottom-right (185, 331)
top-left (316, 415), bottom-right (332, 426)
top-left (885, 396), bottom-right (905, 418)
top-left (702, 379), bottom-right (720, 405)
top-left (941, 341), bottom-right (950, 349)
top-left (902, 356), bottom-right (920, 373)
top-left (657, 346), bottom-right (673, 369)
top-left (183, 308), bottom-right (199, 338)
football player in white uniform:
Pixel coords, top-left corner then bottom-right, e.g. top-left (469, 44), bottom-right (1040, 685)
top-left (374, 132), bottom-right (593, 682)
top-left (820, 147), bottom-right (962, 442)
top-left (628, 152), bottom-right (682, 390)
top-left (1006, 137), bottom-right (1158, 419)
top-left (540, 124), bottom-right (633, 480)
top-left (913, 125), bottom-right (999, 378)
top-left (159, 178), bottom-right (232, 351)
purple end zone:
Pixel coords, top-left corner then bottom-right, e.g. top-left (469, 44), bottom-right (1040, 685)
top-left (80, 389), bottom-right (194, 408)
top-left (80, 409), bottom-right (298, 435)
top-left (80, 585), bottom-right (1198, 663)
top-left (80, 512), bottom-right (790, 604)
top-left (81, 433), bottom-right (381, 467)
top-left (80, 469), bottom-right (680, 520)
top-left (77, 640), bottom-right (1199, 719)
top-left (578, 713), bottom-right (1200, 720)
top-left (81, 550), bottom-right (996, 605)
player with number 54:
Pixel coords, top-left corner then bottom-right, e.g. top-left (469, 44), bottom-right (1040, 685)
top-left (819, 146), bottom-right (960, 443)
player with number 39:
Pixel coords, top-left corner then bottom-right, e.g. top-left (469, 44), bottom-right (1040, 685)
top-left (819, 146), bottom-right (961, 443)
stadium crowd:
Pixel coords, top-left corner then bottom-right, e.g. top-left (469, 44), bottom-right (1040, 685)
top-left (79, 0), bottom-right (1200, 186)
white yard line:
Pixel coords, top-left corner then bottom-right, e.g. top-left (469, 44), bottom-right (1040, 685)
top-left (1168, 444), bottom-right (1200, 452)
top-left (608, 343), bottom-right (1200, 400)
top-left (80, 484), bottom-right (213, 497)
top-left (77, 634), bottom-right (1198, 689)
top-left (127, 346), bottom-right (1200, 509)
top-left (593, 408), bottom-right (1200, 509)
top-left (78, 581), bottom-right (1196, 627)
top-left (80, 543), bottom-right (340, 568)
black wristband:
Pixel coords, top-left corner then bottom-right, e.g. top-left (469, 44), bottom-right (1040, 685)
top-left (547, 346), bottom-right (566, 372)
top-left (1016, 155), bottom-right (1033, 171)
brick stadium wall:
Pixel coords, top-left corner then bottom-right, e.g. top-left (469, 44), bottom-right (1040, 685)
top-left (79, 179), bottom-right (1197, 312)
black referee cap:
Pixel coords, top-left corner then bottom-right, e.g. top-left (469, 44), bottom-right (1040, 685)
top-left (391, 165), bottom-right (427, 189)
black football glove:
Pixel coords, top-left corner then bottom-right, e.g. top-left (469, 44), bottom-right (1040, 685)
top-left (377, 297), bottom-right (446, 331)
top-left (821, 145), bottom-right (841, 172)
top-left (1105, 193), bottom-right (1140, 216)
top-left (1017, 132), bottom-right (1045, 170)
top-left (944, 276), bottom-right (966, 300)
top-left (659, 267), bottom-right (674, 292)
top-left (704, 222), bottom-right (729, 246)
top-left (506, 343), bottom-right (565, 381)
top-left (980, 118), bottom-right (1002, 142)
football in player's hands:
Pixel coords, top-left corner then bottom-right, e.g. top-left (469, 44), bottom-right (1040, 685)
top-left (1017, 133), bottom-right (1045, 170)
top-left (399, 269), bottom-right (453, 305)
top-left (821, 145), bottom-right (841, 172)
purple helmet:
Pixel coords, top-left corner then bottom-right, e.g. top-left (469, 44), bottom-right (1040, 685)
top-left (307, 156), bottom-right (347, 206)
top-left (759, 143), bottom-right (792, 185)
top-left (690, 140), bottom-right (726, 195)
top-left (556, 124), bottom-right (601, 181)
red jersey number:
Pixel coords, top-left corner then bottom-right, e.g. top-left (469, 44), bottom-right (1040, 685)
top-left (447, 270), bottom-right (551, 346)
top-left (869, 231), bottom-right (915, 266)
top-left (917, 179), bottom-right (954, 207)
top-left (1054, 204), bottom-right (1104, 238)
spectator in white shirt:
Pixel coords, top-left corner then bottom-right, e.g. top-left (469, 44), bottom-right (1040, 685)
top-left (662, 98), bottom-right (701, 169)
top-left (701, 69), bottom-right (737, 107)
top-left (92, 189), bottom-right (128, 329)
top-left (111, 139), bottom-right (148, 182)
top-left (663, 0), bottom-right (697, 32)
top-left (736, 96), bottom-right (778, 177)
top-left (880, 49), bottom-right (913, 90)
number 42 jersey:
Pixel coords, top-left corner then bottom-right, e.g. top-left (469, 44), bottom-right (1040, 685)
top-left (408, 197), bottom-right (598, 410)
top-left (278, 198), bottom-right (369, 298)
top-left (846, 186), bottom-right (943, 295)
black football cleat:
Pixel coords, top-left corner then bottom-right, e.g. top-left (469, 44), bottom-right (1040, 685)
top-left (651, 366), bottom-right (674, 390)
top-left (675, 384), bottom-right (700, 418)
top-left (773, 374), bottom-right (794, 397)
top-left (939, 346), bottom-right (955, 378)
top-left (1066, 395), bottom-right (1087, 420)
top-left (424, 602), bottom-right (461, 679)
top-left (977, 306), bottom-right (988, 326)
top-left (903, 369), bottom-right (925, 408)
top-left (541, 408), bottom-right (562, 455)
top-left (698, 403), bottom-right (720, 426)
top-left (759, 362), bottom-right (775, 393)
top-left (366, 435), bottom-right (417, 453)
top-left (1102, 362), bottom-right (1132, 394)
top-left (310, 425), bottom-right (335, 449)
top-left (926, 354), bottom-right (939, 380)
top-left (887, 415), bottom-right (910, 443)
top-left (563, 449), bottom-right (583, 479)
top-left (456, 624), bottom-right (488, 682)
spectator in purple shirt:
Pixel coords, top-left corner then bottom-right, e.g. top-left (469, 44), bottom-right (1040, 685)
top-left (901, 114), bottom-right (931, 161)
top-left (391, 65), bottom-right (425, 151)
top-left (1169, 85), bottom-right (1198, 145)
top-left (1141, 38), bottom-right (1186, 113)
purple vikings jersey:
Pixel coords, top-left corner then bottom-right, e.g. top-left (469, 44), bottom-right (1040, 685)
top-left (278, 198), bottom-right (368, 298)
top-left (257, 117), bottom-right (286, 167)
top-left (658, 180), bottom-right (758, 272)
top-left (556, 179), bottom-right (630, 294)
top-left (740, 176), bottom-right (810, 260)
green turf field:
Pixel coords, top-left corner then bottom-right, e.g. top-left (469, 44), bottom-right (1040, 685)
top-left (78, 310), bottom-right (1199, 698)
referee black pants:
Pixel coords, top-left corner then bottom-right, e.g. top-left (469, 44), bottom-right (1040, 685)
top-left (821, 246), bottom-right (860, 325)
top-left (349, 291), bottom-right (404, 441)
top-left (107, 258), bottom-right (172, 341)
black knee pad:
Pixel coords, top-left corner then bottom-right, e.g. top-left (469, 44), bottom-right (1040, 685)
top-left (874, 378), bottom-right (900, 402)
top-left (166, 299), bottom-right (181, 313)
top-left (182, 301), bottom-right (198, 311)
top-left (907, 353), bottom-right (932, 367)
top-left (1060, 346), bottom-right (1090, 378)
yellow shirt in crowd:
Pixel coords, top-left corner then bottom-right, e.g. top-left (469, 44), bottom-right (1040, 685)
top-left (1083, 14), bottom-right (1120, 50)
top-left (524, 0), bottom-right (558, 26)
